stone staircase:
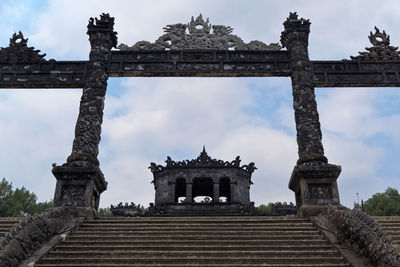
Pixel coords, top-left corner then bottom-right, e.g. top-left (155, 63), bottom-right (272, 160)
top-left (0, 217), bottom-right (22, 237)
top-left (374, 216), bottom-right (400, 245)
top-left (35, 216), bottom-right (350, 267)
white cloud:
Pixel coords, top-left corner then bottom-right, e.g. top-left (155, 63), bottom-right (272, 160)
top-left (0, 89), bottom-right (81, 201)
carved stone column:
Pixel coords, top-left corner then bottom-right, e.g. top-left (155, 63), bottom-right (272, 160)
top-left (52, 14), bottom-right (117, 218)
top-left (185, 181), bottom-right (193, 203)
top-left (169, 179), bottom-right (176, 203)
top-left (281, 12), bottom-right (341, 216)
top-left (213, 180), bottom-right (220, 203)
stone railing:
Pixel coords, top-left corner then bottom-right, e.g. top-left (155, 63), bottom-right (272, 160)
top-left (322, 206), bottom-right (400, 267)
top-left (0, 207), bottom-right (79, 267)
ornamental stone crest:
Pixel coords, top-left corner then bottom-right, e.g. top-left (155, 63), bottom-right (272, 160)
top-left (351, 27), bottom-right (400, 61)
top-left (118, 14), bottom-right (281, 51)
top-left (0, 31), bottom-right (48, 63)
top-left (149, 146), bottom-right (257, 174)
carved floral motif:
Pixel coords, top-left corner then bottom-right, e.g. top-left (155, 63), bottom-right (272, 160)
top-left (149, 147), bottom-right (256, 174)
top-left (351, 27), bottom-right (400, 61)
top-left (0, 31), bottom-right (47, 63)
top-left (118, 14), bottom-right (281, 51)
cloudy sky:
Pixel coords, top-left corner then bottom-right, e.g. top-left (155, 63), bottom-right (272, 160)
top-left (1, 0), bottom-right (400, 209)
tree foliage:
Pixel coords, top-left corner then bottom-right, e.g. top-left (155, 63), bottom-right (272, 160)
top-left (258, 203), bottom-right (273, 215)
top-left (98, 207), bottom-right (112, 217)
top-left (363, 187), bottom-right (400, 216)
top-left (0, 177), bottom-right (53, 217)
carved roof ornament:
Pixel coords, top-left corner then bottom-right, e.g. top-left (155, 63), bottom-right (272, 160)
top-left (0, 31), bottom-right (48, 63)
top-left (118, 14), bottom-right (281, 51)
top-left (351, 27), bottom-right (400, 61)
top-left (149, 146), bottom-right (257, 174)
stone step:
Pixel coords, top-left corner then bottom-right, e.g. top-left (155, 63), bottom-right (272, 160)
top-left (76, 226), bottom-right (315, 231)
top-left (378, 227), bottom-right (400, 231)
top-left (0, 217), bottom-right (22, 221)
top-left (35, 263), bottom-right (350, 267)
top-left (46, 250), bottom-right (342, 258)
top-left (59, 239), bottom-right (331, 246)
top-left (54, 245), bottom-right (336, 252)
top-left (65, 234), bottom-right (325, 241)
top-left (72, 230), bottom-right (319, 236)
top-left (86, 219), bottom-right (310, 224)
top-left (79, 223), bottom-right (315, 230)
top-left (37, 256), bottom-right (347, 265)
top-left (84, 220), bottom-right (312, 224)
top-left (68, 230), bottom-right (320, 236)
top-left (36, 216), bottom-right (350, 266)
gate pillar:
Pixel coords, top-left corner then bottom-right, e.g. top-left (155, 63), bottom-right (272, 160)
top-left (52, 14), bottom-right (117, 218)
top-left (281, 13), bottom-right (341, 216)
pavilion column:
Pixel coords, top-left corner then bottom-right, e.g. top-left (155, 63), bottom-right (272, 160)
top-left (213, 180), bottom-right (220, 203)
top-left (185, 181), bottom-right (193, 203)
top-left (230, 180), bottom-right (237, 203)
top-left (52, 13), bottom-right (117, 218)
top-left (281, 12), bottom-right (341, 217)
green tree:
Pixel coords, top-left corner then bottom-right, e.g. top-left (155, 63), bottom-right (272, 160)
top-left (364, 187), bottom-right (400, 216)
top-left (0, 177), bottom-right (53, 217)
top-left (98, 207), bottom-right (113, 217)
top-left (258, 203), bottom-right (273, 215)
top-left (0, 178), bottom-right (14, 216)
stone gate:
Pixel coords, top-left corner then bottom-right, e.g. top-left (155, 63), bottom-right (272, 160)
top-left (1, 12), bottom-right (399, 217)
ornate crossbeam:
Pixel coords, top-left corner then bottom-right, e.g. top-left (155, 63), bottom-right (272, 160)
top-left (2, 58), bottom-right (400, 88)
top-left (1, 16), bottom-right (399, 88)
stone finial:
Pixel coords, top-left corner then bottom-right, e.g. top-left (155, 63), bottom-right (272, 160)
top-left (87, 13), bottom-right (118, 48)
top-left (188, 14), bottom-right (211, 35)
top-left (281, 12), bottom-right (311, 48)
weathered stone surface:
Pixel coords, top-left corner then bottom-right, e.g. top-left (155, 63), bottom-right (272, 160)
top-left (52, 165), bottom-right (107, 215)
top-left (351, 27), bottom-right (400, 61)
top-left (0, 32), bottom-right (48, 63)
top-left (0, 207), bottom-right (78, 267)
top-left (149, 147), bottom-right (256, 216)
top-left (321, 206), bottom-right (400, 267)
top-left (289, 163), bottom-right (341, 216)
top-left (66, 13), bottom-right (117, 167)
top-left (281, 12), bottom-right (327, 165)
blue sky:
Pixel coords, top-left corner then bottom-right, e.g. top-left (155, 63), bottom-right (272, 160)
top-left (1, 0), bottom-right (400, 208)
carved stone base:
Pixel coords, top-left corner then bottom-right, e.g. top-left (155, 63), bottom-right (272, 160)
top-left (150, 202), bottom-right (256, 216)
top-left (289, 163), bottom-right (341, 217)
top-left (52, 165), bottom-right (107, 218)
